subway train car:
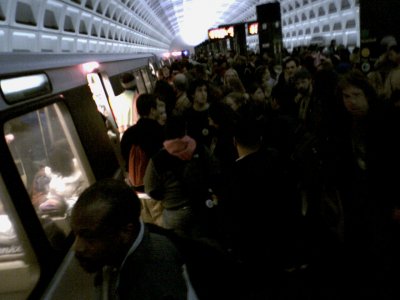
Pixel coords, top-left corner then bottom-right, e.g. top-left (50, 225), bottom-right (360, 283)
top-left (0, 52), bottom-right (159, 299)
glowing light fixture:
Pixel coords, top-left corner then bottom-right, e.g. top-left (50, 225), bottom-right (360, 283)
top-left (82, 61), bottom-right (100, 73)
top-left (179, 0), bottom-right (237, 46)
top-left (0, 74), bottom-right (51, 103)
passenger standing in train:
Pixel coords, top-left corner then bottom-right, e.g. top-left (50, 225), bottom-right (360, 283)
top-left (119, 94), bottom-right (164, 227)
top-left (112, 73), bottom-right (138, 134)
top-left (144, 116), bottom-right (222, 240)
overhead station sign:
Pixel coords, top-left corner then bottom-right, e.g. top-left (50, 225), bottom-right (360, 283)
top-left (208, 26), bottom-right (234, 40)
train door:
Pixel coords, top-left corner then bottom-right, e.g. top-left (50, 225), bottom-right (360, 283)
top-left (142, 67), bottom-right (155, 93)
top-left (1, 97), bottom-right (97, 299)
top-left (0, 176), bottom-right (39, 300)
top-left (86, 72), bottom-right (120, 142)
top-left (133, 69), bottom-right (148, 94)
top-left (148, 61), bottom-right (158, 87)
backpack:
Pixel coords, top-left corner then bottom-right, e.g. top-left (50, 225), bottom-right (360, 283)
top-left (128, 144), bottom-right (149, 189)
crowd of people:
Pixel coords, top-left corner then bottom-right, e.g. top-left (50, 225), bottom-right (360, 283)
top-left (71, 39), bottom-right (400, 299)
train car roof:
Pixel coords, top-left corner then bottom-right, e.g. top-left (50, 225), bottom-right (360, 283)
top-left (0, 52), bottom-right (157, 76)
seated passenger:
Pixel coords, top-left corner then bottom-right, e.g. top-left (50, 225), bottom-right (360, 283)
top-left (31, 140), bottom-right (85, 216)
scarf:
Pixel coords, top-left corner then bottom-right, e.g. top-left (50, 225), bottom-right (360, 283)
top-left (163, 135), bottom-right (196, 161)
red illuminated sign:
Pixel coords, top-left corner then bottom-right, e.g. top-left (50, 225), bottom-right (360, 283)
top-left (208, 26), bottom-right (234, 40)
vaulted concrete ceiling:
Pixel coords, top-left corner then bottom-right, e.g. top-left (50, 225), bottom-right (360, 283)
top-left (145, 0), bottom-right (274, 46)
top-left (0, 0), bottom-right (276, 53)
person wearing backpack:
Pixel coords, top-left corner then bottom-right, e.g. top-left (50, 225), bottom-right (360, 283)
top-left (144, 116), bottom-right (223, 241)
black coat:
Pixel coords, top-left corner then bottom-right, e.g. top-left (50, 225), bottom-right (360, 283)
top-left (120, 118), bottom-right (164, 167)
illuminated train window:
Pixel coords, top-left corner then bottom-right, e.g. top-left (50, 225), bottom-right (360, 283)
top-left (86, 72), bottom-right (118, 128)
top-left (0, 74), bottom-right (51, 104)
top-left (140, 68), bottom-right (153, 93)
top-left (133, 70), bottom-right (147, 94)
top-left (0, 177), bottom-right (39, 299)
top-left (5, 102), bottom-right (94, 246)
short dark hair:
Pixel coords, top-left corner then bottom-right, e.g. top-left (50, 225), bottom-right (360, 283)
top-left (282, 56), bottom-right (299, 68)
top-left (188, 79), bottom-right (208, 100)
top-left (72, 179), bottom-right (141, 231)
top-left (164, 115), bottom-right (187, 140)
top-left (234, 104), bottom-right (263, 147)
top-left (254, 65), bottom-right (269, 83)
top-left (136, 93), bottom-right (157, 117)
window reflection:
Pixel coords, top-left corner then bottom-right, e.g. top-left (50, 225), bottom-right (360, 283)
top-left (5, 102), bottom-right (93, 245)
top-left (141, 68), bottom-right (153, 93)
top-left (134, 71), bottom-right (147, 94)
top-left (0, 212), bottom-right (21, 258)
top-left (0, 179), bottom-right (39, 298)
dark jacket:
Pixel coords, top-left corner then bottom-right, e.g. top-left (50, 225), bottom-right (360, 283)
top-left (145, 144), bottom-right (221, 210)
top-left (117, 227), bottom-right (187, 300)
top-left (120, 118), bottom-right (164, 169)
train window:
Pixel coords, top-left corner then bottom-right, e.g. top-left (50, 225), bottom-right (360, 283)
top-left (0, 74), bottom-right (51, 104)
top-left (108, 72), bottom-right (140, 132)
top-left (86, 72), bottom-right (120, 141)
top-left (140, 68), bottom-right (153, 93)
top-left (149, 62), bottom-right (156, 77)
top-left (86, 73), bottom-right (116, 126)
top-left (0, 177), bottom-right (39, 299)
top-left (133, 70), bottom-right (147, 94)
top-left (4, 102), bottom-right (93, 247)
